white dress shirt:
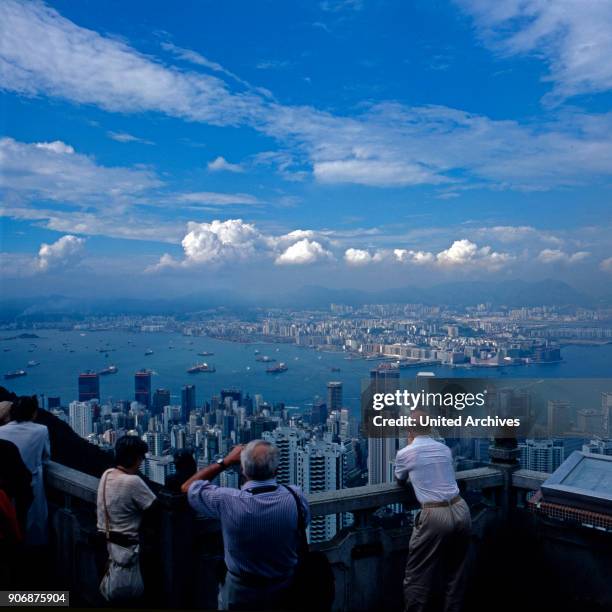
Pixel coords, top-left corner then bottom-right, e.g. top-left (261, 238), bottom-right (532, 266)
top-left (394, 436), bottom-right (459, 504)
top-left (0, 420), bottom-right (50, 545)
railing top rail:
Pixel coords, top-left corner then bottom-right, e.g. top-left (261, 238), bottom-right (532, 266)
top-left (46, 461), bottom-right (507, 516)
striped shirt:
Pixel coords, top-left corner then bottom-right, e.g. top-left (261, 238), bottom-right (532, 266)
top-left (187, 478), bottom-right (310, 579)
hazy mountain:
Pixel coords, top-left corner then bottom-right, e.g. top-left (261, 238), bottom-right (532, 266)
top-left (0, 279), bottom-right (599, 321)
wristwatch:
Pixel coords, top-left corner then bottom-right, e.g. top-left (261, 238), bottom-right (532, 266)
top-left (215, 456), bottom-right (227, 470)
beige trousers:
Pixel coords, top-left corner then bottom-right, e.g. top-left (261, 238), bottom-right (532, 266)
top-left (403, 498), bottom-right (471, 612)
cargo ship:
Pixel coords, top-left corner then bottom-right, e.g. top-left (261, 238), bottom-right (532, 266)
top-left (4, 370), bottom-right (27, 380)
top-left (266, 362), bottom-right (288, 374)
top-left (187, 363), bottom-right (216, 373)
top-left (99, 365), bottom-right (118, 375)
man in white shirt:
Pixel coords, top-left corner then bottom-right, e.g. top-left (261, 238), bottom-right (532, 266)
top-left (394, 410), bottom-right (471, 612)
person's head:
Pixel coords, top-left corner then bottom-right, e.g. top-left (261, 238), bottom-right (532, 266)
top-left (115, 435), bottom-right (148, 471)
top-left (407, 409), bottom-right (432, 442)
top-left (240, 440), bottom-right (279, 481)
top-left (0, 401), bottom-right (12, 425)
top-left (10, 395), bottom-right (38, 423)
top-left (173, 449), bottom-right (196, 474)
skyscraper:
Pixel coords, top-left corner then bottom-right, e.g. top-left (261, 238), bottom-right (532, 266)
top-left (78, 371), bottom-right (100, 403)
top-left (135, 369), bottom-right (152, 408)
top-left (327, 381), bottom-right (343, 413)
top-left (367, 368), bottom-right (402, 485)
top-left (181, 384), bottom-right (196, 421)
top-left (153, 388), bottom-right (171, 415)
top-left (69, 401), bottom-right (94, 438)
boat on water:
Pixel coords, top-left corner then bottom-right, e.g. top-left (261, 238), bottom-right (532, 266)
top-left (254, 349), bottom-right (261, 355)
top-left (266, 362), bottom-right (288, 374)
top-left (145, 349), bottom-right (154, 356)
top-left (256, 355), bottom-right (275, 363)
top-left (198, 351), bottom-right (214, 356)
top-left (27, 360), bottom-right (40, 367)
top-left (330, 367), bottom-right (341, 372)
top-left (187, 363), bottom-right (216, 373)
top-left (4, 370), bottom-right (27, 380)
top-left (99, 365), bottom-right (118, 375)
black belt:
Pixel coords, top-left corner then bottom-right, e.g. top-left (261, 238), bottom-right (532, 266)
top-left (103, 530), bottom-right (139, 547)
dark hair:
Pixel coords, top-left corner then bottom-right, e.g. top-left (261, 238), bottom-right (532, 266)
top-left (0, 387), bottom-right (18, 403)
top-left (10, 395), bottom-right (38, 422)
top-left (173, 449), bottom-right (196, 473)
top-left (115, 435), bottom-right (148, 468)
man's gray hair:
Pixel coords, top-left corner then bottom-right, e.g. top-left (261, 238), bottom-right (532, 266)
top-left (240, 440), bottom-right (279, 480)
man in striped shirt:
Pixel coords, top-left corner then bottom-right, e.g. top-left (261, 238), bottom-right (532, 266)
top-left (182, 439), bottom-right (310, 611)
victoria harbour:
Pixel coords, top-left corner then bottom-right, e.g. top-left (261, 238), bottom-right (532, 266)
top-left (2, 329), bottom-right (612, 414)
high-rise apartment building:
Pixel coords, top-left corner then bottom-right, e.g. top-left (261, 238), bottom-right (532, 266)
top-left (69, 400), bottom-right (94, 438)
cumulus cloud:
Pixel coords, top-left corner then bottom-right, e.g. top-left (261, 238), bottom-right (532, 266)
top-left (436, 240), bottom-right (513, 269)
top-left (458, 0), bottom-right (612, 101)
top-left (343, 241), bottom-right (512, 270)
top-left (1, 235), bottom-right (86, 277)
top-left (394, 249), bottom-right (435, 265)
top-left (150, 219), bottom-right (333, 270)
top-left (275, 239), bottom-right (332, 265)
top-left (537, 249), bottom-right (590, 264)
top-left (207, 156), bottom-right (243, 173)
top-left (37, 235), bottom-right (85, 271)
top-left (344, 248), bottom-right (376, 266)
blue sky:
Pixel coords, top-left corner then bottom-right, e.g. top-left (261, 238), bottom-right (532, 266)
top-left (1, 0), bottom-right (612, 297)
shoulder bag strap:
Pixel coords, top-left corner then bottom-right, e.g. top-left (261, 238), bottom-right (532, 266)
top-left (101, 469), bottom-right (113, 538)
top-left (282, 484), bottom-right (308, 556)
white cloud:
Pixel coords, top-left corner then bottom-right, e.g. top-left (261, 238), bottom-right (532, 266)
top-left (0, 137), bottom-right (162, 206)
top-left (176, 192), bottom-right (259, 206)
top-left (3, 1), bottom-right (612, 192)
top-left (34, 140), bottom-right (75, 154)
top-left (394, 249), bottom-right (435, 265)
top-left (37, 235), bottom-right (85, 271)
top-left (344, 248), bottom-right (375, 266)
top-left (275, 239), bottom-right (332, 266)
top-left (537, 249), bottom-right (590, 264)
top-left (600, 257), bottom-right (612, 272)
top-left (436, 239), bottom-right (513, 269)
top-left (207, 156), bottom-right (243, 173)
top-left (313, 159), bottom-right (445, 187)
top-left (458, 0), bottom-right (612, 101)
top-left (107, 131), bottom-right (154, 145)
top-left (180, 219), bottom-right (266, 265)
top-left (1, 235), bottom-right (85, 278)
top-left (151, 220), bottom-right (333, 269)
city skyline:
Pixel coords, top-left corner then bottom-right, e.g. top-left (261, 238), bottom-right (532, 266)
top-left (2, 1), bottom-right (612, 298)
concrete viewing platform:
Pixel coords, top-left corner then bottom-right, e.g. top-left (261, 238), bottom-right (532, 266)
top-left (44, 461), bottom-right (611, 611)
